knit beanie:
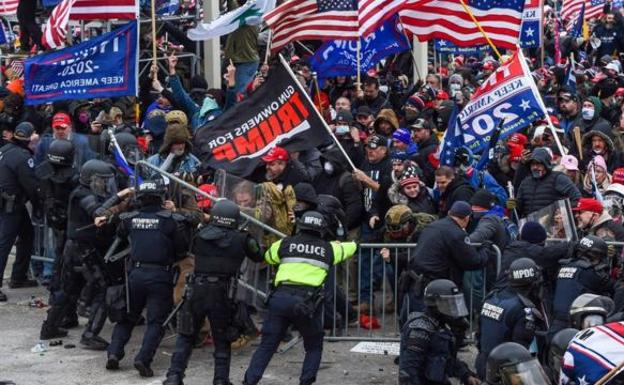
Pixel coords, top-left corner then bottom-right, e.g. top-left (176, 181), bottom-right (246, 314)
top-left (520, 221), bottom-right (547, 244)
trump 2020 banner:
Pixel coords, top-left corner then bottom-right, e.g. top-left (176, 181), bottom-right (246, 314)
top-left (194, 58), bottom-right (329, 177)
top-left (519, 0), bottom-right (542, 48)
top-left (458, 50), bottom-right (543, 153)
top-left (24, 21), bottom-right (138, 105)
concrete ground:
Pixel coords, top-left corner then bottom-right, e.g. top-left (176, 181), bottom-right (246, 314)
top-left (1, 256), bottom-right (476, 385)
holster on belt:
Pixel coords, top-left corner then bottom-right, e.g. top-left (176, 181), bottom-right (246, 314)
top-left (0, 192), bottom-right (16, 214)
top-left (293, 286), bottom-right (325, 319)
top-left (177, 274), bottom-right (195, 336)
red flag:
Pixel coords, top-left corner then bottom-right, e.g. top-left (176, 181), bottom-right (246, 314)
top-left (0, 0), bottom-right (18, 16)
top-left (42, 0), bottom-right (77, 50)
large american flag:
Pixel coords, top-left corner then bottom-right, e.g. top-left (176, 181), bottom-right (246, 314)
top-left (399, 0), bottom-right (525, 50)
top-left (265, 0), bottom-right (430, 52)
top-left (42, 0), bottom-right (77, 49)
top-left (561, 0), bottom-right (604, 22)
top-left (0, 0), bottom-right (18, 16)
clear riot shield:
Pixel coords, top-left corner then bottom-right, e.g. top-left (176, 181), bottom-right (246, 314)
top-left (520, 199), bottom-right (577, 242)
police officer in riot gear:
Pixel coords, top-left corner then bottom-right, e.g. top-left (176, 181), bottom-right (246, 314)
top-left (35, 139), bottom-right (80, 323)
top-left (164, 199), bottom-right (262, 385)
top-left (569, 293), bottom-right (614, 330)
top-left (399, 279), bottom-right (480, 385)
top-left (243, 211), bottom-right (357, 385)
top-left (39, 159), bottom-right (133, 345)
top-left (475, 258), bottom-right (543, 380)
top-left (551, 235), bottom-right (613, 335)
top-left (106, 178), bottom-right (187, 378)
top-left (0, 121), bottom-right (40, 301)
top-left (485, 342), bottom-right (551, 385)
top-left (547, 328), bottom-right (579, 383)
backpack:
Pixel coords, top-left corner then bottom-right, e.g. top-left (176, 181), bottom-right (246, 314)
top-left (259, 182), bottom-right (296, 248)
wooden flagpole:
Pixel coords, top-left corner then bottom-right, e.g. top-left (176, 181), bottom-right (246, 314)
top-left (458, 0), bottom-right (503, 61)
top-left (264, 29), bottom-right (272, 65)
top-left (356, 40), bottom-right (362, 89)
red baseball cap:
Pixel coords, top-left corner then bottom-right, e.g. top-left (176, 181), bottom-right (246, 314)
top-left (613, 168), bottom-right (624, 184)
top-left (196, 184), bottom-right (218, 209)
top-left (616, 88), bottom-right (624, 97)
top-left (52, 112), bottom-right (72, 129)
top-left (572, 198), bottom-right (604, 214)
top-left (436, 90), bottom-right (449, 100)
top-left (508, 133), bottom-right (528, 146)
top-left (262, 146), bottom-right (289, 162)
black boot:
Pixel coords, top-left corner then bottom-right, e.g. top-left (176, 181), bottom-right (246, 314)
top-left (80, 333), bottom-right (109, 350)
top-left (163, 373), bottom-right (184, 385)
top-left (134, 361), bottom-right (154, 377)
top-left (40, 321), bottom-right (68, 340)
top-left (106, 355), bottom-right (120, 370)
top-left (59, 313), bottom-right (79, 329)
top-left (0, 289), bottom-right (6, 302)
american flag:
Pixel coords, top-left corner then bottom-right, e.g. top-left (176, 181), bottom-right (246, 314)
top-left (42, 0), bottom-right (77, 49)
top-left (0, 0), bottom-right (18, 16)
top-left (561, 0), bottom-right (604, 22)
top-left (69, 0), bottom-right (138, 20)
top-left (265, 0), bottom-right (359, 53)
top-left (399, 0), bottom-right (525, 50)
top-left (359, 0), bottom-right (430, 36)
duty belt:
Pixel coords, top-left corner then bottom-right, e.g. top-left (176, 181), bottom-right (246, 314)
top-left (278, 284), bottom-right (318, 297)
top-left (133, 261), bottom-right (172, 271)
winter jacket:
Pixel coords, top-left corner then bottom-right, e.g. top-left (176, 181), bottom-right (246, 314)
top-left (250, 159), bottom-right (311, 188)
top-left (414, 134), bottom-right (439, 187)
top-left (147, 152), bottom-right (201, 174)
top-left (361, 155), bottom-right (393, 220)
top-left (516, 170), bottom-right (581, 217)
top-left (584, 211), bottom-right (624, 242)
top-left (223, 0), bottom-right (260, 63)
top-left (437, 176), bottom-right (475, 217)
top-left (467, 169), bottom-right (508, 207)
top-left (386, 181), bottom-right (437, 215)
top-left (469, 207), bottom-right (509, 251)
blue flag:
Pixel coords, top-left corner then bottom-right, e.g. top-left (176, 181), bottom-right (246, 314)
top-left (439, 105), bottom-right (463, 167)
top-left (24, 21), bottom-right (138, 106)
top-left (434, 39), bottom-right (490, 56)
top-left (109, 130), bottom-right (142, 184)
top-left (570, 3), bottom-right (585, 39)
top-left (156, 0), bottom-right (180, 15)
top-left (309, 16), bottom-right (408, 79)
top-left (565, 56), bottom-right (577, 92)
top-left (42, 0), bottom-right (61, 6)
top-left (456, 51), bottom-right (544, 155)
top-left (519, 0), bottom-right (542, 48)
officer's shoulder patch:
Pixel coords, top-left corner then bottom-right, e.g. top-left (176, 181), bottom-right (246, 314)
top-left (156, 210), bottom-right (172, 218)
top-left (27, 158), bottom-right (34, 168)
top-left (119, 211), bottom-right (140, 221)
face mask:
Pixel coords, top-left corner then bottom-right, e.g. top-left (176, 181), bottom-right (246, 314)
top-left (323, 162), bottom-right (335, 175)
top-left (531, 170), bottom-right (543, 179)
top-left (450, 83), bottom-right (461, 93)
top-left (335, 125), bottom-right (350, 135)
top-left (582, 108), bottom-right (595, 120)
top-left (78, 112), bottom-right (90, 124)
top-left (200, 97), bottom-right (219, 117)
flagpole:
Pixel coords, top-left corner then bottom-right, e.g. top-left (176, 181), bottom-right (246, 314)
top-left (458, 0), bottom-right (502, 60)
top-left (279, 54), bottom-right (357, 171)
top-left (517, 47), bottom-right (567, 155)
top-left (356, 39), bottom-right (361, 90)
top-left (312, 71), bottom-right (324, 119)
top-left (264, 29), bottom-right (272, 65)
top-left (151, 0), bottom-right (158, 68)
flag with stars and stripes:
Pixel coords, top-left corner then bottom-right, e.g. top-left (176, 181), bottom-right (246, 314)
top-left (561, 0), bottom-right (604, 22)
top-left (565, 55), bottom-right (577, 92)
top-left (444, 51), bottom-right (544, 157)
top-left (569, 2), bottom-right (585, 38)
top-left (519, 0), bottom-right (542, 48)
top-left (399, 0), bottom-right (525, 49)
top-left (438, 105), bottom-right (463, 167)
top-left (0, 0), bottom-right (18, 15)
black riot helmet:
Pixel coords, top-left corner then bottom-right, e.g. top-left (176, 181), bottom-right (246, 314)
top-left (576, 235), bottom-right (609, 263)
top-left (47, 139), bottom-right (75, 167)
top-left (210, 199), bottom-right (240, 229)
top-left (508, 258), bottom-right (542, 288)
top-left (79, 159), bottom-right (117, 197)
top-left (548, 328), bottom-right (579, 380)
top-left (486, 342), bottom-right (550, 385)
top-left (136, 178), bottom-right (166, 203)
top-left (296, 211), bottom-right (327, 237)
top-left (316, 194), bottom-right (346, 240)
top-left (423, 279), bottom-right (468, 319)
top-left (113, 132), bottom-right (142, 165)
top-left (569, 293), bottom-right (614, 329)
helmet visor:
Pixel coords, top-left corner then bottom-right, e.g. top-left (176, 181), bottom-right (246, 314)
top-left (500, 359), bottom-right (550, 385)
top-left (436, 293), bottom-right (468, 318)
top-left (90, 173), bottom-right (117, 198)
top-left (582, 314), bottom-right (605, 329)
top-left (124, 145), bottom-right (145, 165)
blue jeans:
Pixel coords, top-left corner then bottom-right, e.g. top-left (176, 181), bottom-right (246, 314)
top-left (359, 223), bottom-right (384, 305)
top-left (233, 61), bottom-right (259, 95)
top-left (244, 287), bottom-right (324, 385)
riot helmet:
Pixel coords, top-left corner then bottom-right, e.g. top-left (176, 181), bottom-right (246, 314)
top-left (113, 132), bottom-right (143, 165)
top-left (47, 139), bottom-right (75, 167)
top-left (508, 258), bottom-right (542, 289)
top-left (79, 159), bottom-right (117, 198)
top-left (13, 122), bottom-right (34, 142)
top-left (296, 211), bottom-right (327, 237)
top-left (569, 293), bottom-right (614, 329)
top-left (486, 342), bottom-right (550, 385)
top-left (316, 194), bottom-right (346, 240)
top-left (136, 178), bottom-right (167, 204)
top-left (423, 279), bottom-right (468, 318)
top-left (576, 235), bottom-right (608, 264)
top-left (209, 199), bottom-right (240, 229)
top-left (384, 205), bottom-right (415, 240)
top-left (548, 328), bottom-right (579, 380)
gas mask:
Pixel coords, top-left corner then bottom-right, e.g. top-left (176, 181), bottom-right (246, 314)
top-left (582, 108), bottom-right (595, 121)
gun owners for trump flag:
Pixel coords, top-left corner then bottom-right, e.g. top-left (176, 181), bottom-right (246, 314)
top-left (452, 50), bottom-right (544, 154)
top-left (24, 21), bottom-right (138, 105)
top-left (194, 58), bottom-right (329, 177)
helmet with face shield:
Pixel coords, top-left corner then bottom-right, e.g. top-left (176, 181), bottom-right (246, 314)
top-left (604, 184), bottom-right (624, 223)
top-left (569, 293), bottom-right (614, 330)
top-left (79, 159), bottom-right (117, 198)
top-left (486, 342), bottom-right (551, 385)
top-left (423, 279), bottom-right (468, 319)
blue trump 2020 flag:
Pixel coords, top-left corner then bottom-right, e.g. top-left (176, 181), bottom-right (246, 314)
top-left (309, 16), bottom-right (408, 79)
top-left (24, 21), bottom-right (138, 106)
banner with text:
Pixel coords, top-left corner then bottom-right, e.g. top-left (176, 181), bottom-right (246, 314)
top-left (456, 51), bottom-right (544, 154)
top-left (433, 39), bottom-right (490, 56)
top-left (194, 61), bottom-right (329, 177)
top-left (519, 0), bottom-right (543, 48)
top-left (24, 21), bottom-right (138, 105)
